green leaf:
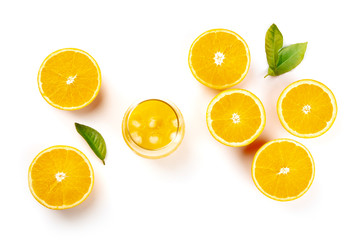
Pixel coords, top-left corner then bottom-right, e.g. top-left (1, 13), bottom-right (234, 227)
top-left (75, 122), bottom-right (107, 165)
top-left (275, 42), bottom-right (308, 75)
top-left (265, 23), bottom-right (283, 74)
top-left (264, 23), bottom-right (308, 77)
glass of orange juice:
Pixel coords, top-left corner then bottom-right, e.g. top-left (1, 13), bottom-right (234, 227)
top-left (122, 99), bottom-right (185, 158)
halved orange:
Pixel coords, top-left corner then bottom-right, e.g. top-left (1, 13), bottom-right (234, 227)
top-left (38, 48), bottom-right (101, 110)
top-left (188, 29), bottom-right (250, 89)
top-left (28, 146), bottom-right (94, 210)
top-left (277, 79), bottom-right (337, 138)
top-left (252, 139), bottom-right (315, 201)
top-left (206, 89), bottom-right (266, 147)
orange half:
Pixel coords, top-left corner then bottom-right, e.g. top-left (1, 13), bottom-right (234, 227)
top-left (252, 139), bottom-right (315, 201)
top-left (206, 89), bottom-right (266, 147)
top-left (189, 29), bottom-right (250, 89)
top-left (28, 146), bottom-right (94, 210)
top-left (277, 79), bottom-right (337, 138)
top-left (38, 48), bottom-right (101, 110)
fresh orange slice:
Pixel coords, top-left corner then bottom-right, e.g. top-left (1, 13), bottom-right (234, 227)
top-left (206, 89), bottom-right (266, 147)
top-left (277, 79), bottom-right (337, 138)
top-left (188, 29), bottom-right (250, 89)
top-left (38, 48), bottom-right (101, 110)
top-left (252, 139), bottom-right (315, 201)
top-left (28, 146), bottom-right (94, 210)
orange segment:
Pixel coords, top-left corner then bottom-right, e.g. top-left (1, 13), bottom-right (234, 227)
top-left (28, 146), bottom-right (94, 210)
top-left (277, 79), bottom-right (337, 138)
top-left (38, 48), bottom-right (101, 110)
top-left (206, 89), bottom-right (266, 147)
top-left (252, 139), bottom-right (315, 201)
top-left (189, 29), bottom-right (250, 89)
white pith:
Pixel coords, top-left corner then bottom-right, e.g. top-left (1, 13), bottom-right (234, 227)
top-left (231, 113), bottom-right (240, 124)
top-left (278, 167), bottom-right (290, 175)
top-left (302, 104), bottom-right (311, 114)
top-left (66, 75), bottom-right (77, 85)
top-left (213, 51), bottom-right (225, 66)
top-left (55, 172), bottom-right (66, 182)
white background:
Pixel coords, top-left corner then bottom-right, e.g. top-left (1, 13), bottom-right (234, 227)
top-left (1, 0), bottom-right (359, 239)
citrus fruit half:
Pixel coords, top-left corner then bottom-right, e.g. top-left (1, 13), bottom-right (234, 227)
top-left (206, 89), bottom-right (265, 147)
top-left (277, 79), bottom-right (337, 138)
top-left (188, 29), bottom-right (250, 89)
top-left (28, 145), bottom-right (94, 210)
top-left (38, 48), bottom-right (101, 110)
top-left (252, 139), bottom-right (315, 201)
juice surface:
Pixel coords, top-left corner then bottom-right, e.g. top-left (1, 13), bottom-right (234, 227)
top-left (128, 100), bottom-right (178, 150)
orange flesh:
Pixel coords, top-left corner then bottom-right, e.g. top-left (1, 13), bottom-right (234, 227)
top-left (281, 84), bottom-right (334, 134)
top-left (190, 30), bottom-right (249, 88)
top-left (39, 50), bottom-right (100, 109)
top-left (210, 93), bottom-right (262, 143)
top-left (128, 100), bottom-right (178, 150)
top-left (253, 141), bottom-right (314, 200)
top-left (29, 148), bottom-right (93, 208)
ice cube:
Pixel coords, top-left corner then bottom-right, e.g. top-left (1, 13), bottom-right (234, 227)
top-left (170, 132), bottom-right (176, 140)
top-left (149, 135), bottom-right (159, 144)
top-left (172, 119), bottom-right (178, 127)
top-left (149, 118), bottom-right (156, 128)
top-left (132, 120), bottom-right (141, 128)
top-left (131, 132), bottom-right (142, 144)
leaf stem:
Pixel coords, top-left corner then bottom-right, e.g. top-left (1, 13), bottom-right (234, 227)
top-left (75, 122), bottom-right (107, 165)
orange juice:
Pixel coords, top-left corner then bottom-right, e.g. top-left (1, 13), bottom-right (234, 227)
top-left (122, 99), bottom-right (185, 158)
